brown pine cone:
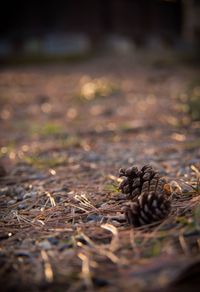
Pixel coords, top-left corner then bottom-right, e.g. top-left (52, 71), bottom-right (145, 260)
top-left (119, 164), bottom-right (168, 199)
top-left (124, 191), bottom-right (171, 227)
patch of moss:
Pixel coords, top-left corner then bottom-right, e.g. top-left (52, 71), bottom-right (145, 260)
top-left (103, 183), bottom-right (119, 193)
top-left (144, 239), bottom-right (162, 258)
top-left (185, 79), bottom-right (200, 121)
top-left (23, 154), bottom-right (67, 169)
top-left (60, 135), bottom-right (82, 148)
top-left (31, 123), bottom-right (63, 136)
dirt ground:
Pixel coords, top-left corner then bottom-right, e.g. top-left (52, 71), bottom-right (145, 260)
top-left (0, 53), bottom-right (200, 292)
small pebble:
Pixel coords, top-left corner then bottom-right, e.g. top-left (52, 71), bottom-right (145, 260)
top-left (16, 194), bottom-right (23, 201)
top-left (110, 220), bottom-right (121, 227)
top-left (48, 237), bottom-right (59, 245)
top-left (86, 152), bottom-right (101, 162)
top-left (38, 240), bottom-right (52, 250)
top-left (23, 191), bottom-right (37, 200)
top-left (14, 186), bottom-right (25, 196)
top-left (86, 214), bottom-right (104, 222)
top-left (11, 164), bottom-right (34, 175)
top-left (17, 203), bottom-right (28, 210)
top-left (29, 174), bottom-right (47, 180)
top-left (8, 199), bottom-right (17, 205)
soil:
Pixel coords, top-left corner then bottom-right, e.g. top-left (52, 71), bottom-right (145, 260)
top-left (0, 53), bottom-right (200, 292)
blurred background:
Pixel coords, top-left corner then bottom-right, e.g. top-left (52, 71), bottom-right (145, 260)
top-left (0, 3), bottom-right (200, 290)
top-left (0, 0), bottom-right (199, 63)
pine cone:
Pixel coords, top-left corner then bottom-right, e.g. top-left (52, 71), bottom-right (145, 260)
top-left (124, 191), bottom-right (171, 227)
top-left (119, 164), bottom-right (168, 199)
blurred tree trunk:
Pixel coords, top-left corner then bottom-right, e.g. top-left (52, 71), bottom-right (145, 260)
top-left (182, 0), bottom-right (200, 44)
top-left (100, 0), bottom-right (113, 33)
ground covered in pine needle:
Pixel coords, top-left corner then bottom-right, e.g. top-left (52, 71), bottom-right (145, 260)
top-left (0, 52), bottom-right (200, 291)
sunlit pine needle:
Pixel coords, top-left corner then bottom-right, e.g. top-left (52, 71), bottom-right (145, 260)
top-left (78, 253), bottom-right (93, 288)
top-left (41, 250), bottom-right (54, 283)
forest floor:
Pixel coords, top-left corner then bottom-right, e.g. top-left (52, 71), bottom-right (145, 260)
top-left (0, 52), bottom-right (200, 292)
